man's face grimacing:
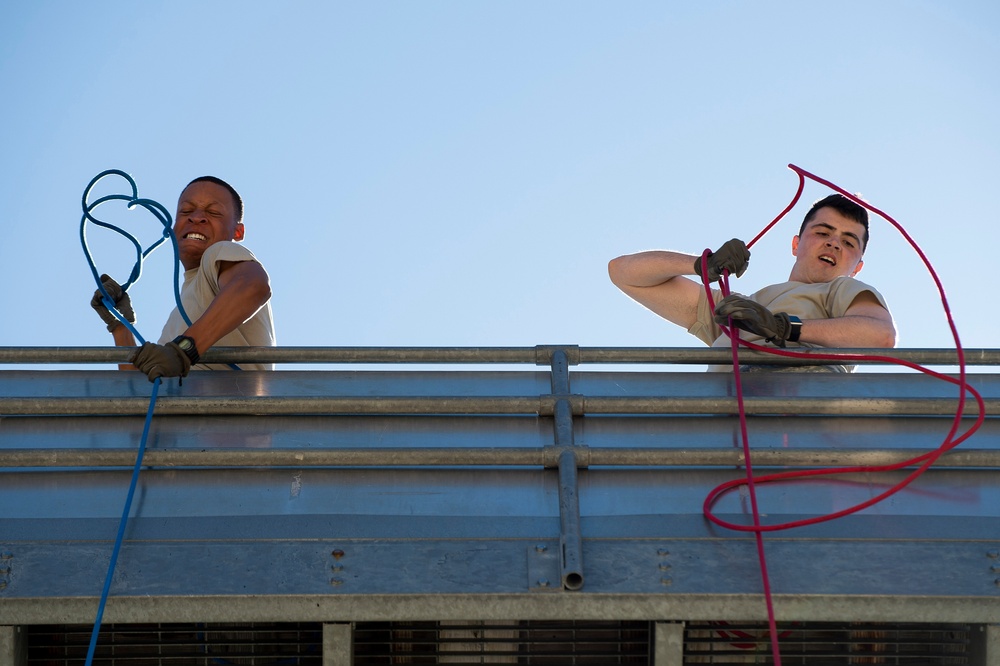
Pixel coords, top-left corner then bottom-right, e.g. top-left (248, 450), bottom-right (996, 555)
top-left (789, 207), bottom-right (866, 284)
top-left (174, 180), bottom-right (245, 270)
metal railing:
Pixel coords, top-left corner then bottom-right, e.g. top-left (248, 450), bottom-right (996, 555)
top-left (2, 345), bottom-right (999, 366)
top-left (2, 345), bottom-right (997, 596)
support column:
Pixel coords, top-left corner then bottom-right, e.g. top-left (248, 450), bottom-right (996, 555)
top-left (654, 622), bottom-right (685, 665)
top-left (322, 623), bottom-right (353, 666)
top-left (0, 626), bottom-right (27, 666)
top-left (968, 624), bottom-right (1000, 666)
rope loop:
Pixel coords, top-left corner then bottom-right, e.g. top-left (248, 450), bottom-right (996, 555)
top-left (701, 164), bottom-right (984, 532)
top-left (698, 165), bottom-right (985, 665)
top-left (81, 169), bottom-right (193, 340)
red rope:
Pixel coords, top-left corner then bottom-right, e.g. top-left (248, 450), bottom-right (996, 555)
top-left (695, 164), bottom-right (986, 663)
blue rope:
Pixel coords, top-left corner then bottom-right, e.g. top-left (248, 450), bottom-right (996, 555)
top-left (79, 170), bottom-right (237, 664)
top-left (84, 377), bottom-right (159, 665)
top-left (81, 169), bottom-right (193, 332)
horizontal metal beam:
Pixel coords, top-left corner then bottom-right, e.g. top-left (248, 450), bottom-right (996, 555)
top-left (0, 395), bottom-right (993, 416)
top-left (3, 593), bottom-right (999, 625)
top-left (2, 446), bottom-right (996, 469)
top-left (1, 346), bottom-right (999, 366)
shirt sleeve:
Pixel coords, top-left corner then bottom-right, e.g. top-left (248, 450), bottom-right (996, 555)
top-left (198, 241), bottom-right (261, 295)
top-left (688, 285), bottom-right (726, 346)
top-left (826, 277), bottom-right (891, 318)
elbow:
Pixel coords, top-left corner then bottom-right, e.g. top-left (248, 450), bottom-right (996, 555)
top-left (876, 325), bottom-right (898, 349)
top-left (608, 257), bottom-right (626, 287)
top-left (256, 281), bottom-right (272, 309)
top-left (240, 276), bottom-right (271, 313)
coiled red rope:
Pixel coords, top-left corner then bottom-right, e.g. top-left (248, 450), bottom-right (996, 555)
top-left (697, 164), bottom-right (986, 664)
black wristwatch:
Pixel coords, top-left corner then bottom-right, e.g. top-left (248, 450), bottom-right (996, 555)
top-left (787, 316), bottom-right (802, 343)
top-left (172, 335), bottom-right (201, 364)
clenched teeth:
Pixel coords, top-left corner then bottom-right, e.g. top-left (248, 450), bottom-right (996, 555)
top-left (185, 233), bottom-right (207, 241)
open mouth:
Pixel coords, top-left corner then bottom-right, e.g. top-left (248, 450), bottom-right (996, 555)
top-left (184, 232), bottom-right (207, 241)
top-left (819, 254), bottom-right (836, 266)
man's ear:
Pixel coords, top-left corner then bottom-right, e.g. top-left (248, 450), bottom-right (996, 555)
top-left (233, 223), bottom-right (245, 242)
top-left (851, 259), bottom-right (864, 277)
top-left (791, 235), bottom-right (799, 256)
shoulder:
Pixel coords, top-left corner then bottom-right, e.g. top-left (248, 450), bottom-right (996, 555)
top-left (828, 276), bottom-right (888, 308)
top-left (199, 241), bottom-right (261, 270)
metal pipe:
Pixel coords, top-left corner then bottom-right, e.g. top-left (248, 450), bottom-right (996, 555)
top-left (0, 395), bottom-right (992, 417)
top-left (2, 346), bottom-right (999, 366)
top-left (3, 447), bottom-right (996, 469)
top-left (550, 349), bottom-right (571, 395)
top-left (557, 447), bottom-right (584, 591)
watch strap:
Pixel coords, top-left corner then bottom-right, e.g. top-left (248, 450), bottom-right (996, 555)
top-left (171, 335), bottom-right (201, 364)
top-left (787, 315), bottom-right (802, 343)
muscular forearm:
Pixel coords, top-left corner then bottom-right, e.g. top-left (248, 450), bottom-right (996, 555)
top-left (798, 315), bottom-right (897, 349)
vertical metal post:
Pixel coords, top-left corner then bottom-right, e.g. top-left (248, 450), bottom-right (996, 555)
top-left (322, 623), bottom-right (353, 666)
top-left (0, 626), bottom-right (27, 666)
top-left (550, 349), bottom-right (584, 590)
top-left (654, 622), bottom-right (685, 665)
top-left (557, 444), bottom-right (584, 590)
top-left (968, 624), bottom-right (1000, 666)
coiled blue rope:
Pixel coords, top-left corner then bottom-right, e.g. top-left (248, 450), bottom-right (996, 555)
top-left (79, 170), bottom-right (192, 665)
top-left (81, 169), bottom-right (194, 335)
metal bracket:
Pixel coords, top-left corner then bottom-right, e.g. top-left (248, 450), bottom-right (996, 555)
top-left (527, 544), bottom-right (560, 592)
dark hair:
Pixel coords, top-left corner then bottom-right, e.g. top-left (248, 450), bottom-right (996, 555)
top-left (799, 193), bottom-right (869, 251)
top-left (186, 176), bottom-right (244, 224)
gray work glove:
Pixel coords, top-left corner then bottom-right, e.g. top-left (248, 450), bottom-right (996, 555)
top-left (714, 294), bottom-right (794, 347)
top-left (91, 274), bottom-right (135, 332)
top-left (694, 239), bottom-right (750, 282)
top-left (128, 342), bottom-right (192, 381)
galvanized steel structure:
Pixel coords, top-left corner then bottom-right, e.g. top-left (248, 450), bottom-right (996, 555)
top-left (1, 346), bottom-right (998, 664)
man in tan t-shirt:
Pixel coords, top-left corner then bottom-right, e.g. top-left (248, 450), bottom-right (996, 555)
top-left (91, 176), bottom-right (275, 380)
top-left (608, 194), bottom-right (896, 371)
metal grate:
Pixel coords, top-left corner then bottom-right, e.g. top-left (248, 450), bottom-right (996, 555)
top-left (25, 623), bottom-right (322, 665)
top-left (22, 620), bottom-right (973, 665)
top-left (683, 621), bottom-right (972, 665)
top-left (353, 620), bottom-right (651, 664)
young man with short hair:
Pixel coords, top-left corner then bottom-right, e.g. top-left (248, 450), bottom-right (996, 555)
top-left (608, 194), bottom-right (896, 372)
top-left (91, 176), bottom-right (275, 380)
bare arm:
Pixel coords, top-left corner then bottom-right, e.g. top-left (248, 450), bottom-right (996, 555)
top-left (181, 260), bottom-right (272, 354)
top-left (797, 291), bottom-right (897, 348)
top-left (608, 250), bottom-right (707, 329)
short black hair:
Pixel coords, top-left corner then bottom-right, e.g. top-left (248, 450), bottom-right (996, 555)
top-left (186, 176), bottom-right (244, 224)
top-left (799, 193), bottom-right (869, 251)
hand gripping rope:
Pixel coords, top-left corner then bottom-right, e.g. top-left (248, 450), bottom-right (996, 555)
top-left (82, 169), bottom-right (195, 335)
top-left (696, 164), bottom-right (986, 664)
top-left (79, 170), bottom-right (192, 665)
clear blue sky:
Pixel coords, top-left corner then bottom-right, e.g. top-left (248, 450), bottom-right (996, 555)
top-left (2, 2), bottom-right (996, 368)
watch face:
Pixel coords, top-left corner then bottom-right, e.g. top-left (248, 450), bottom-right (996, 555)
top-left (178, 338), bottom-right (194, 351)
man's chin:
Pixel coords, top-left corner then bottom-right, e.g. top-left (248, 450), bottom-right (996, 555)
top-left (178, 248), bottom-right (205, 270)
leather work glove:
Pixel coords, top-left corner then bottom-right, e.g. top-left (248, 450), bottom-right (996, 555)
top-left (713, 294), bottom-right (794, 347)
top-left (91, 274), bottom-right (135, 332)
top-left (694, 239), bottom-right (750, 282)
top-left (128, 342), bottom-right (192, 381)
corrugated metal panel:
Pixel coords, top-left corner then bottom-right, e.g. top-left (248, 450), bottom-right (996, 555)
top-left (2, 350), bottom-right (999, 652)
